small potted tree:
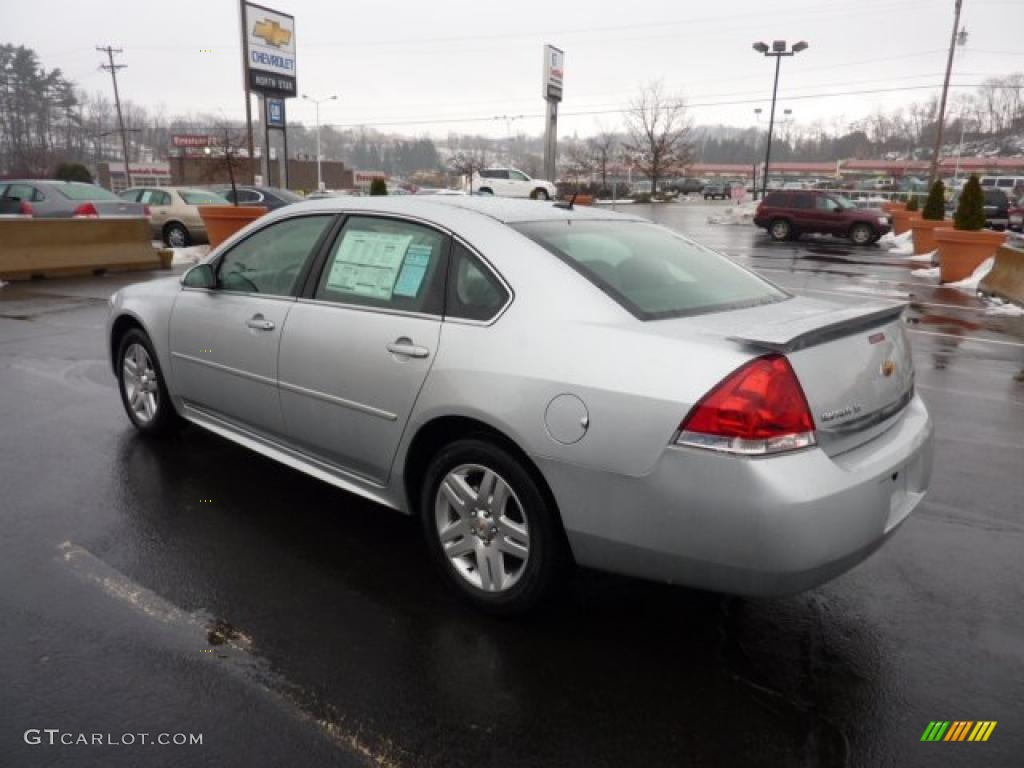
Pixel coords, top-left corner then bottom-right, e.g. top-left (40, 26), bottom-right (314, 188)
top-left (909, 180), bottom-right (947, 256)
top-left (891, 193), bottom-right (920, 235)
top-left (934, 174), bottom-right (1008, 283)
top-left (197, 124), bottom-right (268, 247)
top-left (369, 178), bottom-right (388, 196)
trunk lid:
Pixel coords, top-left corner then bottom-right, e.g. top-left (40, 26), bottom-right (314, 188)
top-left (91, 200), bottom-right (147, 218)
top-left (683, 296), bottom-right (915, 456)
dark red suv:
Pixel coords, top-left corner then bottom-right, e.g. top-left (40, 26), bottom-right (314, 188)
top-left (754, 190), bottom-right (891, 245)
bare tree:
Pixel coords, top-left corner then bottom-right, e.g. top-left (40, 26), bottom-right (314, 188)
top-left (202, 122), bottom-right (249, 203)
top-left (448, 148), bottom-right (487, 193)
top-left (587, 129), bottom-right (618, 195)
top-left (622, 82), bottom-right (692, 196)
top-left (562, 139), bottom-right (594, 188)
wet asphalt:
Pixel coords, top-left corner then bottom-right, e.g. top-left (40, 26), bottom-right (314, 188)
top-left (1, 201), bottom-right (1022, 767)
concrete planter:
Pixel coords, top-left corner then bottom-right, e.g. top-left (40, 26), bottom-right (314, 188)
top-left (198, 205), bottom-right (268, 247)
top-left (909, 217), bottom-right (947, 256)
top-left (934, 227), bottom-right (1008, 284)
top-left (891, 209), bottom-right (920, 236)
top-left (979, 244), bottom-right (1024, 306)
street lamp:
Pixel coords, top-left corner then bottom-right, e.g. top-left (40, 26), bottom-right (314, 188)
top-left (302, 93), bottom-right (337, 191)
top-left (752, 108), bottom-right (763, 199)
top-left (752, 39), bottom-right (808, 199)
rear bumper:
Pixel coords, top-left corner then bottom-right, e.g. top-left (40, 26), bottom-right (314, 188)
top-left (538, 393), bottom-right (933, 596)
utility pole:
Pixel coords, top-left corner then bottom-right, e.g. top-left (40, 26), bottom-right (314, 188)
top-left (97, 46), bottom-right (133, 189)
top-left (928, 0), bottom-right (964, 186)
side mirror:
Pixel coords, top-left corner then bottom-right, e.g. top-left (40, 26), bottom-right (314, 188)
top-left (182, 263), bottom-right (216, 289)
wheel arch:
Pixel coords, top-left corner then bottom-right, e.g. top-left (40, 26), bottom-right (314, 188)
top-left (400, 414), bottom-right (572, 558)
top-left (109, 312), bottom-right (148, 375)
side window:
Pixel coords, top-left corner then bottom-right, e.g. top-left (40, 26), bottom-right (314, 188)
top-left (236, 190), bottom-right (260, 203)
top-left (762, 192), bottom-right (784, 206)
top-left (315, 216), bottom-right (446, 314)
top-left (119, 189), bottom-right (141, 202)
top-left (480, 170), bottom-right (496, 179)
top-left (446, 243), bottom-right (509, 322)
top-left (217, 215), bottom-right (332, 296)
top-left (6, 184), bottom-right (37, 202)
top-left (509, 171), bottom-right (528, 181)
top-left (814, 195), bottom-right (834, 211)
top-left (790, 194), bottom-right (811, 209)
top-left (154, 191), bottom-right (172, 206)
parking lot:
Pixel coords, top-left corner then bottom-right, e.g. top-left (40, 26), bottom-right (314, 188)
top-left (2, 200), bottom-right (1022, 766)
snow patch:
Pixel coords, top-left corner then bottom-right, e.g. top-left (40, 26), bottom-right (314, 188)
top-left (707, 203), bottom-right (756, 226)
top-left (947, 257), bottom-right (994, 291)
top-left (169, 245), bottom-right (210, 266)
top-left (906, 250), bottom-right (937, 262)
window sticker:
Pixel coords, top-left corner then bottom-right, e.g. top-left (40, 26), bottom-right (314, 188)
top-left (392, 243), bottom-right (433, 297)
top-left (326, 230), bottom-right (414, 300)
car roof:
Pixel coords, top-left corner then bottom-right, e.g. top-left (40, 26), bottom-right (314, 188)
top-left (267, 194), bottom-right (646, 226)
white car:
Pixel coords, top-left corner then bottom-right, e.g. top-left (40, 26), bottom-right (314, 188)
top-left (472, 168), bottom-right (557, 200)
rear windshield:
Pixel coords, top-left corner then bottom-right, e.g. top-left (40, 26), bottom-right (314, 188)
top-left (54, 183), bottom-right (119, 201)
top-left (179, 190), bottom-right (229, 205)
top-left (512, 220), bottom-right (787, 320)
top-left (266, 187), bottom-right (302, 202)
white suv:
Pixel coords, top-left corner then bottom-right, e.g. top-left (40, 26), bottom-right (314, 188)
top-left (472, 168), bottom-right (557, 200)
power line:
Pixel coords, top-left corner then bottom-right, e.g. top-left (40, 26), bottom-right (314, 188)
top-left (325, 82), bottom-right (987, 130)
top-left (97, 46), bottom-right (133, 188)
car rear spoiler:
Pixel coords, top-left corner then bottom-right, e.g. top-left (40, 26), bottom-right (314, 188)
top-left (727, 302), bottom-right (906, 353)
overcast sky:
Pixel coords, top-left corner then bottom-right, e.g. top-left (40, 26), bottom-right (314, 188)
top-left (8, 0), bottom-right (1023, 139)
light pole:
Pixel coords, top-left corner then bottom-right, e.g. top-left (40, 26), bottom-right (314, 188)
top-left (752, 107), bottom-right (763, 199)
top-left (302, 93), bottom-right (337, 191)
top-left (752, 40), bottom-right (808, 200)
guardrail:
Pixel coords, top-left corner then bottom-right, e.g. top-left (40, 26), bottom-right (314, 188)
top-left (0, 218), bottom-right (165, 280)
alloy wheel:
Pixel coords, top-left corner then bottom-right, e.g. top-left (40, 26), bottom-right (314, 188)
top-left (434, 464), bottom-right (530, 593)
top-left (122, 343), bottom-right (159, 424)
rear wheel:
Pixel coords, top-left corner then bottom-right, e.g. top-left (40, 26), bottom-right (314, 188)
top-left (421, 438), bottom-right (566, 615)
top-left (769, 218), bottom-right (792, 241)
top-left (116, 328), bottom-right (177, 435)
top-left (163, 222), bottom-right (190, 248)
top-left (478, 187), bottom-right (494, 196)
top-left (849, 223), bottom-right (874, 246)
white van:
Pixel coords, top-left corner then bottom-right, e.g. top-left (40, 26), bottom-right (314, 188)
top-left (979, 176), bottom-right (1024, 195)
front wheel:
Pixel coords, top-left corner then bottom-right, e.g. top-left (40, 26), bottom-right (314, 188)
top-left (116, 328), bottom-right (177, 435)
top-left (421, 438), bottom-right (566, 615)
top-left (163, 222), bottom-right (191, 248)
top-left (478, 187), bottom-right (494, 196)
top-left (530, 188), bottom-right (550, 201)
top-left (849, 223), bottom-right (874, 246)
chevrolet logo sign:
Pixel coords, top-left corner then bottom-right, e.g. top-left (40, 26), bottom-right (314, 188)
top-left (253, 19), bottom-right (291, 48)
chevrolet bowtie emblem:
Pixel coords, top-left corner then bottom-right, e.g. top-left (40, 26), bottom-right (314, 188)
top-left (253, 19), bottom-right (291, 47)
top-left (881, 360), bottom-right (896, 377)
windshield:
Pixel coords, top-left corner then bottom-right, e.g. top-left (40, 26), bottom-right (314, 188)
top-left (832, 194), bottom-right (856, 208)
top-left (179, 190), bottom-right (230, 205)
top-left (512, 220), bottom-right (787, 320)
top-left (55, 183), bottom-right (119, 201)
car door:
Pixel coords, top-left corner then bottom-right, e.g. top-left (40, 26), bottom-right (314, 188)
top-left (140, 189), bottom-right (172, 232)
top-left (813, 194), bottom-right (844, 234)
top-left (169, 213), bottom-right (336, 439)
top-left (278, 214), bottom-right (447, 483)
top-left (508, 170), bottom-right (530, 197)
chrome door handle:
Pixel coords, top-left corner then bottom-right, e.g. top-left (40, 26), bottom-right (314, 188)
top-left (386, 340), bottom-right (430, 359)
top-left (246, 314), bottom-right (275, 331)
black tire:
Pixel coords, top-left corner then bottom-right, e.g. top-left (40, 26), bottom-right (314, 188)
top-left (116, 328), bottom-right (178, 436)
top-left (849, 222), bottom-right (874, 246)
top-left (478, 187), bottom-right (494, 196)
top-left (768, 218), bottom-right (792, 241)
top-left (530, 188), bottom-right (550, 201)
top-left (420, 438), bottom-right (567, 615)
top-left (163, 222), bottom-right (191, 248)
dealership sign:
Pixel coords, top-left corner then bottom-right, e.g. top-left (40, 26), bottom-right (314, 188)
top-left (171, 134), bottom-right (214, 148)
top-left (542, 45), bottom-right (564, 102)
top-left (244, 2), bottom-right (296, 96)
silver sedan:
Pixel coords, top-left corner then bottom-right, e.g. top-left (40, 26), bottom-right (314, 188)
top-left (107, 196), bottom-right (933, 613)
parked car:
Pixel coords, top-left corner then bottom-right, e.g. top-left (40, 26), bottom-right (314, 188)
top-left (754, 190), bottom-right (891, 245)
top-left (119, 186), bottom-right (229, 247)
top-left (106, 196), bottom-right (932, 613)
top-left (703, 182), bottom-right (730, 200)
top-left (210, 185), bottom-right (303, 210)
top-left (668, 177), bottom-right (706, 195)
top-left (471, 168), bottom-right (557, 200)
top-left (1009, 200), bottom-right (1023, 233)
top-left (980, 176), bottom-right (1024, 197)
top-left (0, 180), bottom-right (147, 219)
top-left (945, 187), bottom-right (1011, 230)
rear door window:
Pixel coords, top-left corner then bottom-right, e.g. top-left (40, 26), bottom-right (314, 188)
top-left (445, 243), bottom-right (509, 322)
top-left (513, 220), bottom-right (787, 320)
top-left (314, 216), bottom-right (447, 314)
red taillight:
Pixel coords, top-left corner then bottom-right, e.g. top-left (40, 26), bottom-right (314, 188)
top-left (19, 200), bottom-right (33, 216)
top-left (72, 202), bottom-right (99, 218)
top-left (677, 354), bottom-right (816, 455)
top-left (143, 204), bottom-right (152, 217)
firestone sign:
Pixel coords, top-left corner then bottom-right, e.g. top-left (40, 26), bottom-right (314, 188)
top-left (244, 2), bottom-right (297, 97)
